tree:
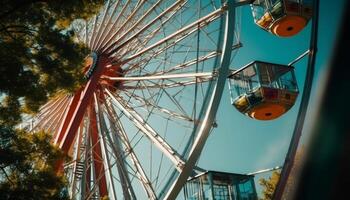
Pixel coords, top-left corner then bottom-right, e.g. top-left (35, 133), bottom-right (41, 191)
top-left (0, 1), bottom-right (105, 199)
top-left (259, 148), bottom-right (305, 200)
top-left (0, 0), bottom-right (105, 115)
top-left (0, 96), bottom-right (22, 127)
top-left (260, 171), bottom-right (281, 200)
top-left (0, 127), bottom-right (69, 200)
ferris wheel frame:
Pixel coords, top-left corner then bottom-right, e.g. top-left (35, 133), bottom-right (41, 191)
top-left (21, 0), bottom-right (242, 199)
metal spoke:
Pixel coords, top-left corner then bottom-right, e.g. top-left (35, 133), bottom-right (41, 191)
top-left (91, 0), bottom-right (113, 50)
top-left (105, 0), bottom-right (184, 55)
top-left (122, 77), bottom-right (212, 90)
top-left (102, 0), bottom-right (163, 54)
top-left (121, 5), bottom-right (226, 63)
top-left (45, 99), bottom-right (71, 133)
top-left (97, 0), bottom-right (130, 51)
top-left (105, 72), bottom-right (213, 82)
top-left (33, 95), bottom-right (68, 122)
top-left (105, 88), bottom-right (185, 172)
top-left (103, 98), bottom-right (157, 200)
top-left (115, 5), bottom-right (182, 64)
top-left (89, 15), bottom-right (99, 48)
top-left (123, 90), bottom-right (193, 122)
top-left (98, 0), bottom-right (141, 52)
top-left (93, 94), bottom-right (119, 200)
top-left (51, 98), bottom-right (73, 142)
top-left (30, 96), bottom-right (69, 132)
top-left (93, 0), bottom-right (121, 51)
top-left (148, 51), bottom-right (219, 76)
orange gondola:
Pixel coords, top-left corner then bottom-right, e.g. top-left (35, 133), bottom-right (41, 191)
top-left (228, 61), bottom-right (299, 120)
top-left (251, 0), bottom-right (313, 37)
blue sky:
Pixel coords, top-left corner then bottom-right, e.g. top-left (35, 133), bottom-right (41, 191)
top-left (194, 0), bottom-right (346, 197)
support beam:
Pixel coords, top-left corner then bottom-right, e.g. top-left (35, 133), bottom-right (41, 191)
top-left (69, 124), bottom-right (84, 198)
top-left (80, 122), bottom-right (91, 200)
top-left (55, 56), bottom-right (111, 153)
top-left (95, 93), bottom-right (133, 200)
top-left (89, 104), bottom-right (108, 197)
top-left (288, 50), bottom-right (310, 66)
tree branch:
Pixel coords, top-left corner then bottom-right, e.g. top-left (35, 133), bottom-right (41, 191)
top-left (0, 0), bottom-right (47, 20)
top-left (0, 166), bottom-right (14, 186)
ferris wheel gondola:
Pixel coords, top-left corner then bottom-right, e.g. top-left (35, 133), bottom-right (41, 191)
top-left (228, 61), bottom-right (299, 120)
top-left (251, 0), bottom-right (313, 37)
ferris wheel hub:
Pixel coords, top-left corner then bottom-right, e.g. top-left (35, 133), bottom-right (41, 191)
top-left (83, 52), bottom-right (99, 80)
top-left (83, 53), bottom-right (124, 90)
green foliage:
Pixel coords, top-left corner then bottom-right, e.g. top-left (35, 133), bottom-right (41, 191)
top-left (259, 148), bottom-right (305, 200)
top-left (259, 171), bottom-right (281, 200)
top-left (0, 127), bottom-right (70, 200)
top-left (0, 0), bottom-right (105, 114)
top-left (102, 196), bottom-right (110, 200)
top-left (0, 0), bottom-right (106, 199)
top-left (0, 96), bottom-right (21, 127)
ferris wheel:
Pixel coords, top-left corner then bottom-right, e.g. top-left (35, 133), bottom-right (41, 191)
top-left (22, 0), bottom-right (318, 199)
top-left (23, 0), bottom-right (240, 199)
